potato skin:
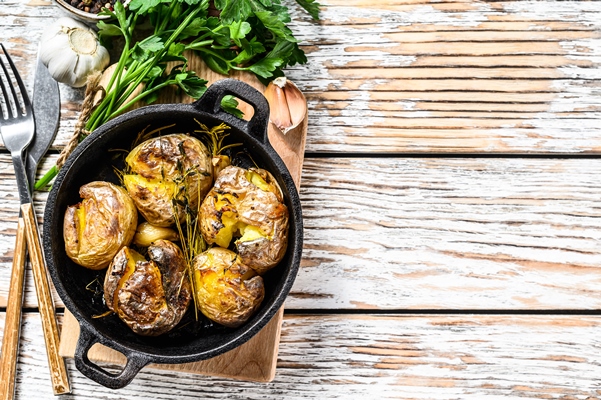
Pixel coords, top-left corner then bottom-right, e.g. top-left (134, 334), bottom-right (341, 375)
top-left (193, 247), bottom-right (264, 328)
top-left (104, 240), bottom-right (191, 336)
top-left (199, 165), bottom-right (289, 275)
top-left (123, 134), bottom-right (213, 227)
top-left (63, 181), bottom-right (138, 270)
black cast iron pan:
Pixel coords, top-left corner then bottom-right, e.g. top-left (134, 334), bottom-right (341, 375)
top-left (43, 79), bottom-right (303, 389)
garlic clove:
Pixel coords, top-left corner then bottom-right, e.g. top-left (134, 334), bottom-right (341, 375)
top-left (264, 77), bottom-right (307, 135)
top-left (133, 222), bottom-right (179, 247)
top-left (265, 78), bottom-right (292, 132)
top-left (94, 63), bottom-right (119, 105)
top-left (282, 79), bottom-right (307, 131)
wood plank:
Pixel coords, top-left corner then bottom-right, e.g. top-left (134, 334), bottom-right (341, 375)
top-left (322, 67), bottom-right (570, 80)
top-left (294, 157), bottom-right (601, 310)
top-left (1, 156), bottom-right (600, 311)
top-left (6, 312), bottom-right (601, 398)
top-left (317, 99), bottom-right (590, 113)
top-left (290, 0), bottom-right (601, 153)
top-left (320, 55), bottom-right (598, 69)
top-left (297, 16), bottom-right (601, 32)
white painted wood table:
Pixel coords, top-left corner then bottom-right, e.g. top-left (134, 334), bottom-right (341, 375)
top-left (2, 0), bottom-right (601, 398)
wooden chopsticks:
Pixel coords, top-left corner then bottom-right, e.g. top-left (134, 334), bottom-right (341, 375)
top-left (22, 204), bottom-right (71, 395)
top-left (0, 205), bottom-right (71, 398)
top-left (0, 219), bottom-right (27, 400)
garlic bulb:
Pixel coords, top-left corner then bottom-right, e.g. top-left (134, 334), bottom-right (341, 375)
top-left (40, 17), bottom-right (110, 88)
top-left (264, 77), bottom-right (307, 135)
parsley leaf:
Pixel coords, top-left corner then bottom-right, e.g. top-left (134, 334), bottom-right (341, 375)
top-left (295, 0), bottom-right (321, 20)
top-left (232, 37), bottom-right (266, 64)
top-left (229, 20), bottom-right (252, 46)
top-left (139, 36), bottom-right (164, 53)
top-left (97, 21), bottom-right (122, 38)
top-left (254, 11), bottom-right (296, 42)
top-left (129, 0), bottom-right (161, 14)
top-left (221, 95), bottom-right (244, 118)
top-left (176, 73), bottom-right (208, 98)
top-left (249, 56), bottom-right (285, 79)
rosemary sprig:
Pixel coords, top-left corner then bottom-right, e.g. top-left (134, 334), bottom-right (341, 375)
top-left (171, 144), bottom-right (208, 319)
top-left (194, 120), bottom-right (241, 156)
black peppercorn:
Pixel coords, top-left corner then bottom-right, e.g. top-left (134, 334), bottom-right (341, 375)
top-left (68, 0), bottom-right (117, 14)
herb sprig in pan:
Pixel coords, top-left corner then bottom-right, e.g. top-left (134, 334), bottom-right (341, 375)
top-left (36, 0), bottom-right (319, 189)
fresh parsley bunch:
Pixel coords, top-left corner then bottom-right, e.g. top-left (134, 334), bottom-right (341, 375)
top-left (194, 0), bottom-right (319, 79)
top-left (90, 0), bottom-right (319, 130)
top-left (35, 0), bottom-right (318, 189)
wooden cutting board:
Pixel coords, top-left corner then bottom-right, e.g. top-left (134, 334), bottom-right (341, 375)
top-left (58, 57), bottom-right (307, 383)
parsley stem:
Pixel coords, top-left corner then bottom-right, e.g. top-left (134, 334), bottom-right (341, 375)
top-left (114, 9), bottom-right (204, 116)
top-left (108, 79), bottom-right (175, 120)
top-left (195, 47), bottom-right (231, 63)
top-left (157, 0), bottom-right (180, 34)
top-left (87, 32), bottom-right (132, 131)
top-left (109, 58), bottom-right (155, 113)
top-left (184, 40), bottom-right (213, 51)
top-left (92, 12), bottom-right (139, 128)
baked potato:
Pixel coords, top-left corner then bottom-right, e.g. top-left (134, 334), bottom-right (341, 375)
top-left (104, 240), bottom-right (191, 336)
top-left (63, 181), bottom-right (138, 270)
top-left (193, 247), bottom-right (264, 328)
top-left (123, 134), bottom-right (213, 227)
top-left (199, 165), bottom-right (289, 275)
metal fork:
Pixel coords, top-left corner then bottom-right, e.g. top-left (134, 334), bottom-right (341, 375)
top-left (0, 43), bottom-right (70, 396)
top-left (0, 44), bottom-right (34, 200)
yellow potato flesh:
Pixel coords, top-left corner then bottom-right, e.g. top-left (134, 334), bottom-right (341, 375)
top-left (239, 225), bottom-right (265, 242)
top-left (246, 170), bottom-right (271, 192)
top-left (123, 174), bottom-right (177, 199)
top-left (76, 206), bottom-right (86, 252)
top-left (124, 134), bottom-right (213, 227)
top-left (114, 248), bottom-right (146, 311)
top-left (193, 247), bottom-right (264, 327)
top-left (199, 165), bottom-right (288, 275)
top-left (64, 181), bottom-right (138, 269)
top-left (212, 193), bottom-right (267, 248)
top-left (214, 211), bottom-right (238, 248)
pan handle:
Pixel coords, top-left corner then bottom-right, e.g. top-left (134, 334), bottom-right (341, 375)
top-left (74, 324), bottom-right (151, 389)
top-left (192, 79), bottom-right (270, 144)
